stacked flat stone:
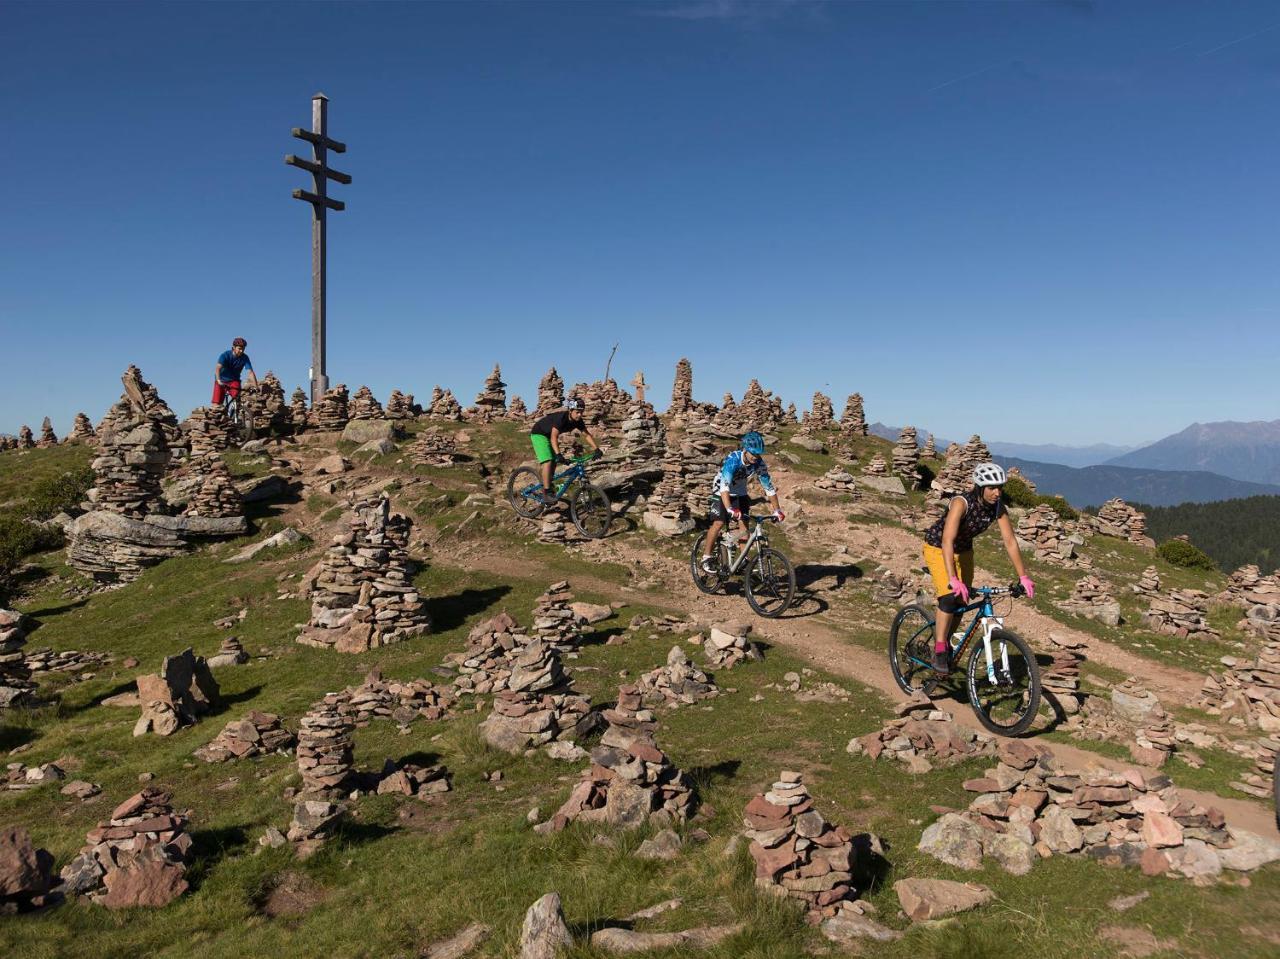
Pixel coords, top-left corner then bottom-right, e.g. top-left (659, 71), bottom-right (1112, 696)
top-left (207, 636), bottom-right (248, 668)
top-left (921, 433), bottom-right (937, 458)
top-left (60, 788), bottom-right (193, 908)
top-left (479, 666), bottom-right (594, 754)
top-left (384, 390), bottom-right (414, 420)
top-left (668, 357), bottom-right (696, 421)
top-left (195, 711), bottom-right (295, 762)
top-left (1133, 566), bottom-right (1161, 596)
top-left (708, 393), bottom-right (741, 433)
top-left (23, 646), bottom-right (111, 682)
top-left (1095, 498), bottom-right (1153, 545)
top-left (1218, 565), bottom-right (1280, 615)
top-left (1056, 575), bottom-right (1122, 626)
top-left (617, 402), bottom-right (663, 470)
top-left (1196, 637), bottom-right (1280, 731)
top-left (297, 494), bottom-right (431, 652)
top-left (36, 417), bottom-right (58, 447)
top-left (411, 427), bottom-right (459, 466)
top-left (642, 446), bottom-right (694, 535)
top-left (289, 388), bottom-right (309, 429)
top-left (1141, 589), bottom-right (1221, 641)
top-left (679, 433), bottom-right (721, 515)
top-left (376, 758), bottom-right (451, 797)
top-left (891, 426), bottom-right (920, 486)
top-left (0, 609), bottom-right (35, 709)
top-left (744, 772), bottom-right (861, 920)
top-left (184, 406), bottom-right (234, 458)
top-left (16, 426), bottom-right (35, 448)
top-left (183, 457), bottom-right (244, 519)
top-left (245, 372), bottom-right (289, 435)
top-left (469, 363), bottom-right (507, 421)
top-left (814, 467), bottom-right (859, 495)
top-left (1231, 736), bottom-right (1279, 799)
top-left (538, 510), bottom-right (570, 545)
top-left (531, 582), bottom-right (582, 651)
top-left (704, 622), bottom-right (762, 669)
top-left (133, 648), bottom-right (220, 737)
top-left (446, 611), bottom-right (536, 695)
top-left (337, 671), bottom-right (456, 726)
top-left (805, 392), bottom-right (835, 430)
top-left (862, 453), bottom-right (889, 476)
top-left (64, 412), bottom-right (96, 445)
top-left (87, 420), bottom-right (170, 517)
top-left (636, 646), bottom-right (719, 706)
top-left (929, 446), bottom-right (972, 500)
top-left (840, 394), bottom-right (867, 436)
top-left (296, 696), bottom-right (354, 796)
top-left (508, 395), bottom-right (529, 420)
top-left (535, 367), bottom-right (566, 416)
top-left (1015, 505), bottom-right (1080, 565)
top-left (1006, 465), bottom-right (1035, 492)
top-left (963, 434), bottom-right (992, 466)
top-left (286, 798), bottom-right (346, 845)
top-left (348, 385), bottom-right (382, 420)
top-left (849, 698), bottom-right (995, 771)
top-left (311, 383), bottom-right (350, 431)
top-left (738, 379), bottom-right (781, 432)
top-left (1041, 633), bottom-right (1087, 715)
top-left (918, 746), bottom-right (1271, 884)
top-left (435, 387), bottom-right (464, 420)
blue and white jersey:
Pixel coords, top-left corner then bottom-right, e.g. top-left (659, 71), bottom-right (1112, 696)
top-left (711, 450), bottom-right (777, 498)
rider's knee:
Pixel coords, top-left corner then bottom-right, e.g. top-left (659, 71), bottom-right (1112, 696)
top-left (937, 593), bottom-right (964, 614)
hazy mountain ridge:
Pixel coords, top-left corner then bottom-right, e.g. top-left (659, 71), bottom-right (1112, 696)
top-left (991, 456), bottom-right (1280, 508)
top-left (1106, 419), bottom-right (1280, 485)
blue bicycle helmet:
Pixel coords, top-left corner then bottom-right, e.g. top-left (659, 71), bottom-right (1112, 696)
top-left (741, 431), bottom-right (765, 455)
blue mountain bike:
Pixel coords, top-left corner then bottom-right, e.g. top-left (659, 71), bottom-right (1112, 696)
top-left (888, 583), bottom-right (1041, 736)
top-left (506, 453), bottom-right (612, 539)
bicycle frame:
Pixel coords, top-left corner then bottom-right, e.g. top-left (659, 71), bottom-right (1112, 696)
top-left (720, 516), bottom-right (772, 576)
top-left (549, 462), bottom-right (588, 498)
top-left (905, 588), bottom-right (1010, 685)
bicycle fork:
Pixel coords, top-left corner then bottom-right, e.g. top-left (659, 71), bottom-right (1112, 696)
top-left (978, 616), bottom-right (1009, 684)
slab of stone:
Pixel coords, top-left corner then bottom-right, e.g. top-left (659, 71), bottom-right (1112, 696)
top-left (894, 878), bottom-right (993, 922)
top-left (519, 892), bottom-right (573, 959)
top-left (422, 922), bottom-right (492, 959)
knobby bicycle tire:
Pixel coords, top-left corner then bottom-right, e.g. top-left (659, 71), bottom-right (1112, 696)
top-left (744, 547), bottom-right (795, 618)
top-left (966, 627), bottom-right (1041, 737)
top-left (506, 466), bottom-right (546, 520)
top-left (689, 532), bottom-right (727, 595)
top-left (570, 483), bottom-right (611, 539)
top-left (888, 603), bottom-right (938, 695)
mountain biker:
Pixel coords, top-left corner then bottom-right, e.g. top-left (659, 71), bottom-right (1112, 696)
top-left (921, 462), bottom-right (1034, 675)
top-left (701, 431), bottom-right (784, 574)
top-left (530, 397), bottom-right (600, 506)
top-left (213, 337), bottom-right (259, 406)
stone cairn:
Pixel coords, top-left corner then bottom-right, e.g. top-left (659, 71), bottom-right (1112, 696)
top-left (1006, 465), bottom-right (1035, 491)
top-left (531, 581), bottom-right (582, 652)
top-left (537, 508), bottom-right (571, 545)
top-left (311, 383), bottom-right (350, 431)
top-left (668, 358), bottom-right (696, 423)
top-left (61, 788), bottom-right (193, 908)
top-left (16, 426), bottom-right (34, 449)
top-left (744, 772), bottom-right (864, 922)
top-left (803, 392), bottom-right (835, 431)
top-left (848, 697), bottom-right (995, 773)
top-left (813, 466), bottom-right (859, 496)
top-left (349, 385), bottom-right (384, 420)
top-left (572, 378), bottom-right (633, 432)
top-left (428, 386), bottom-right (464, 420)
top-left (1232, 736), bottom-right (1280, 800)
top-left (1133, 565), bottom-right (1161, 596)
top-left (183, 457), bottom-right (244, 519)
top-left (840, 394), bottom-right (867, 436)
top-left (1195, 636), bottom-right (1280, 731)
top-left (1095, 498), bottom-right (1153, 546)
top-left (921, 433), bottom-right (936, 458)
top-left (642, 446), bottom-right (694, 535)
top-left (195, 711), bottom-right (295, 763)
top-left (208, 636), bottom-right (248, 668)
top-left (296, 696), bottom-right (355, 797)
top-left (37, 417), bottom-right (58, 447)
top-left (928, 445), bottom-right (972, 502)
top-left (0, 609), bottom-right (35, 709)
top-left (678, 434), bottom-right (721, 516)
top-left (891, 426), bottom-right (920, 487)
top-left (133, 648), bottom-right (220, 736)
top-left (508, 395), bottom-right (529, 420)
top-left (470, 363), bottom-right (507, 422)
top-left (917, 744), bottom-right (1271, 884)
top-left (1141, 589), bottom-right (1221, 641)
top-left (446, 611), bottom-right (536, 695)
top-left (87, 419), bottom-right (170, 517)
top-left (537, 685), bottom-right (695, 833)
top-left (1015, 505), bottom-right (1081, 566)
top-left (862, 453), bottom-right (889, 476)
top-left (411, 427), bottom-right (459, 466)
top-left (1055, 575), bottom-right (1122, 626)
top-left (478, 641), bottom-right (596, 754)
top-left (738, 379), bottom-right (781, 432)
top-left (22, 646), bottom-right (111, 683)
top-left (384, 389), bottom-right (414, 420)
top-left (375, 758), bottom-right (451, 799)
top-left (67, 412), bottom-right (97, 444)
top-left (251, 372), bottom-right (290, 434)
top-left (1218, 566), bottom-right (1280, 641)
top-left (289, 388), bottom-right (309, 429)
top-left (1040, 633), bottom-right (1087, 717)
top-left (338, 670), bottom-right (456, 727)
top-left (704, 622), bottom-right (762, 669)
top-left (184, 406), bottom-right (234, 458)
top-left (298, 494), bottom-right (431, 652)
top-left (535, 367), bottom-right (566, 417)
top-left (636, 646), bottom-right (720, 706)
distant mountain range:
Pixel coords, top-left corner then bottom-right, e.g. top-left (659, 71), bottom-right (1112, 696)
top-left (992, 456), bottom-right (1280, 508)
top-left (867, 423), bottom-right (1135, 469)
top-left (1105, 419), bottom-right (1280, 486)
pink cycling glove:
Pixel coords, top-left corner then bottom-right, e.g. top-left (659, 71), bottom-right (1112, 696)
top-left (948, 578), bottom-right (970, 603)
top-left (1020, 575), bottom-right (1035, 598)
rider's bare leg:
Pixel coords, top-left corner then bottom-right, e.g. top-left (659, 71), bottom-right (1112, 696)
top-left (704, 519), bottom-right (725, 560)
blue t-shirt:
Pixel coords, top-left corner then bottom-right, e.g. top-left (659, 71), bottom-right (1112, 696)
top-left (712, 449), bottom-right (777, 498)
top-left (217, 349), bottom-right (253, 383)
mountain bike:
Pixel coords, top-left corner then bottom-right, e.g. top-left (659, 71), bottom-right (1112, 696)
top-left (690, 513), bottom-right (795, 618)
top-left (506, 452), bottom-right (612, 539)
top-left (888, 584), bottom-right (1041, 736)
top-left (219, 384), bottom-right (256, 445)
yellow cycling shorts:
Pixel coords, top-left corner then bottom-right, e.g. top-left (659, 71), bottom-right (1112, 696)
top-left (922, 544), bottom-right (973, 598)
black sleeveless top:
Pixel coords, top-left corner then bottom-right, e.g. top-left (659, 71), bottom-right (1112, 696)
top-left (923, 489), bottom-right (1006, 552)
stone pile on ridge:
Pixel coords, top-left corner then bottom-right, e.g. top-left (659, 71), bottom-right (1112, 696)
top-left (531, 582), bottom-right (582, 651)
top-left (256, 372), bottom-right (291, 433)
top-left (668, 358), bottom-right (696, 422)
top-left (1133, 566), bottom-right (1161, 596)
top-left (963, 434), bottom-right (992, 466)
top-left (738, 379), bottom-right (782, 432)
top-left (311, 383), bottom-right (350, 431)
top-left (37, 417), bottom-right (58, 447)
top-left (470, 363), bottom-right (507, 421)
top-left (0, 609), bottom-right (35, 709)
top-left (87, 418), bottom-right (170, 517)
top-left (478, 644), bottom-right (595, 755)
top-left (1218, 565), bottom-right (1280, 621)
top-left (921, 433), bottom-right (937, 458)
top-left (296, 696), bottom-right (354, 796)
top-left (928, 446), bottom-right (972, 501)
top-left (1056, 575), bottom-right (1122, 626)
top-left (184, 406), bottom-right (234, 458)
top-left (848, 697), bottom-right (995, 772)
top-left (535, 367), bottom-right (566, 416)
top-left (1141, 589), bottom-right (1221, 642)
top-left (349, 385), bottom-right (383, 420)
top-left (1040, 633), bottom-right (1087, 716)
top-left (16, 426), bottom-right (34, 449)
top-left (1006, 465), bottom-right (1035, 491)
top-left (1095, 498), bottom-right (1153, 546)
top-left (60, 788), bottom-right (193, 908)
top-left (840, 394), bottom-right (868, 436)
top-left (1015, 505), bottom-right (1081, 565)
top-left (642, 446), bottom-right (694, 536)
top-left (183, 457), bottom-right (245, 519)
top-left (411, 427), bottom-right (460, 466)
top-left (195, 711), bottom-right (295, 763)
top-left (892, 426), bottom-right (920, 486)
top-left (445, 611), bottom-right (535, 695)
top-left (704, 622), bottom-right (762, 669)
top-left (636, 646), bottom-right (720, 706)
top-left (384, 389), bottom-right (414, 419)
top-left (1195, 637), bottom-right (1280, 731)
top-left (814, 467), bottom-right (859, 495)
top-left (68, 412), bottom-right (97, 444)
top-left (297, 494), bottom-right (431, 653)
top-left (288, 388), bottom-right (309, 429)
top-left (616, 401), bottom-right (663, 471)
top-left (133, 647), bottom-right (220, 737)
top-left (573, 378), bottom-right (633, 431)
top-left (804, 392), bottom-right (835, 430)
top-left (428, 386), bottom-right (464, 420)
top-left (862, 453), bottom-right (889, 476)
top-left (508, 395), bottom-right (529, 419)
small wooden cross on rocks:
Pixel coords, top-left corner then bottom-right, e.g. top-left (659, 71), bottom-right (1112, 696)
top-left (630, 371), bottom-right (647, 405)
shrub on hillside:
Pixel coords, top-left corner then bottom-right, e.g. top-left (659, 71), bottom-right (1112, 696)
top-left (1003, 476), bottom-right (1078, 522)
top-left (0, 511), bottom-right (63, 600)
top-left (25, 466), bottom-right (94, 520)
top-left (1157, 537), bottom-right (1216, 571)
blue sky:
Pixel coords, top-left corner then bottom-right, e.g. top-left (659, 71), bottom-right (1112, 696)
top-left (2, 0), bottom-right (1277, 446)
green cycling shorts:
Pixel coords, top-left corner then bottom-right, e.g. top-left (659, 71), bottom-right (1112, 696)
top-left (531, 433), bottom-right (554, 464)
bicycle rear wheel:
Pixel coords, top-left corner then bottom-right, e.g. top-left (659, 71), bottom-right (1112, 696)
top-left (570, 483), bottom-right (611, 538)
top-left (888, 604), bottom-right (938, 695)
top-left (689, 531), bottom-right (727, 595)
top-left (966, 627), bottom-right (1041, 737)
top-left (745, 547), bottom-right (795, 618)
top-left (506, 466), bottom-right (546, 519)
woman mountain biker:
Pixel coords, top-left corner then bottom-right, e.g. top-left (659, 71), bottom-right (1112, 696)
top-left (921, 462), bottom-right (1034, 675)
top-left (701, 431), bottom-right (784, 574)
top-left (529, 397), bottom-right (600, 506)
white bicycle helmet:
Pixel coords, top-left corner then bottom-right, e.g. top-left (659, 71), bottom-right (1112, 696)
top-left (973, 462), bottom-right (1006, 487)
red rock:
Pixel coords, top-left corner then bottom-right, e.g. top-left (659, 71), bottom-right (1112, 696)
top-left (963, 778), bottom-right (1002, 793)
top-left (1141, 812), bottom-right (1183, 849)
top-left (100, 860), bottom-right (188, 909)
top-left (1140, 847), bottom-right (1170, 876)
top-left (0, 827), bottom-right (53, 898)
top-left (997, 740), bottom-right (1040, 770)
top-left (744, 796), bottom-right (791, 822)
top-left (110, 791), bottom-right (152, 821)
top-left (1008, 790), bottom-right (1047, 812)
top-left (628, 742), bottom-right (664, 764)
top-left (750, 838), bottom-right (798, 879)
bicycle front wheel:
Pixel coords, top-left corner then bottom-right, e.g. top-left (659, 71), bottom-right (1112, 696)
top-left (745, 547), bottom-right (795, 618)
top-left (570, 483), bottom-right (612, 538)
top-left (506, 466), bottom-right (546, 519)
top-left (888, 603), bottom-right (937, 695)
top-left (966, 627), bottom-right (1041, 737)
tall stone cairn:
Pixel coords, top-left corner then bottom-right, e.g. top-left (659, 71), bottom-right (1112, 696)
top-left (804, 392), bottom-right (835, 431)
top-left (535, 367), bottom-right (566, 417)
top-left (37, 417), bottom-right (58, 448)
top-left (478, 640), bottom-right (594, 754)
top-left (1095, 498), bottom-right (1153, 546)
top-left (289, 387), bottom-right (309, 430)
top-left (1041, 632), bottom-right (1087, 715)
top-left (87, 420), bottom-right (170, 517)
top-left (668, 358), bottom-right (695, 420)
top-left (0, 609), bottom-right (35, 709)
top-left (246, 372), bottom-right (289, 434)
top-left (411, 427), bottom-right (459, 466)
top-left (713, 392), bottom-right (744, 433)
top-left (296, 696), bottom-right (355, 796)
top-left (16, 426), bottom-right (34, 449)
top-left (116, 365), bottom-right (180, 445)
top-left (183, 457), bottom-right (244, 519)
top-left (184, 406), bottom-right (234, 459)
top-left (530, 581), bottom-right (581, 652)
top-left (963, 434), bottom-right (992, 467)
top-left (643, 446), bottom-right (694, 535)
top-left (67, 412), bottom-right (97, 445)
top-left (349, 385), bottom-right (384, 420)
top-left (297, 494), bottom-right (431, 652)
top-left (840, 394), bottom-right (868, 436)
top-left (1141, 589), bottom-right (1221, 641)
top-left (679, 434), bottom-right (721, 515)
top-left (892, 426), bottom-right (920, 487)
top-left (921, 432), bottom-right (936, 458)
top-left (445, 611), bottom-right (535, 695)
top-left (618, 401), bottom-right (663, 470)
top-left (470, 364), bottom-right (507, 422)
top-left (572, 378), bottom-right (631, 431)
top-left (1198, 634), bottom-right (1280, 731)
top-left (384, 390), bottom-right (414, 420)
top-left (312, 384), bottom-right (350, 431)
top-left (508, 395), bottom-right (529, 420)
top-left (429, 386), bottom-right (463, 421)
top-left (739, 379), bottom-right (779, 432)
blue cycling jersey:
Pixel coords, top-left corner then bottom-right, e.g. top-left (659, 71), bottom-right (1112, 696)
top-left (712, 449), bottom-right (776, 498)
top-left (217, 349), bottom-right (253, 383)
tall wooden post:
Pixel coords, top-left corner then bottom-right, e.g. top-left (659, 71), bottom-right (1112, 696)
top-left (286, 93), bottom-right (350, 407)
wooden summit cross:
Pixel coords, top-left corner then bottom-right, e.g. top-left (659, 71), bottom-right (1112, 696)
top-left (286, 93), bottom-right (351, 407)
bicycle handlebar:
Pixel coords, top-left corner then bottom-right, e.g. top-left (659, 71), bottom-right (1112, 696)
top-left (977, 583), bottom-right (1027, 599)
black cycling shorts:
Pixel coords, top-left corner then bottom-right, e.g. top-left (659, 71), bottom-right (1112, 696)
top-left (707, 494), bottom-right (750, 524)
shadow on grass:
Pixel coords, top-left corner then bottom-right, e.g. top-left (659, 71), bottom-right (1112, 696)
top-left (688, 758), bottom-right (742, 791)
top-left (0, 723), bottom-right (38, 752)
top-left (209, 685), bottom-right (266, 717)
top-left (794, 561), bottom-right (863, 589)
top-left (580, 626), bottom-right (625, 648)
top-left (187, 824), bottom-right (252, 891)
top-left (425, 585), bottom-right (512, 633)
top-left (62, 679), bottom-right (139, 717)
top-left (23, 597), bottom-right (90, 620)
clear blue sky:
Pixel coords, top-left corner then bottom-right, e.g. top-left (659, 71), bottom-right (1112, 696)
top-left (3, 0), bottom-right (1277, 446)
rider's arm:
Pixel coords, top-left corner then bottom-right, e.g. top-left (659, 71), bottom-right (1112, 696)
top-left (582, 427), bottom-right (599, 451)
top-left (245, 357), bottom-right (258, 388)
top-left (214, 362), bottom-right (223, 383)
top-left (549, 426), bottom-right (561, 457)
top-left (756, 463), bottom-right (779, 511)
top-left (719, 455), bottom-right (738, 511)
top-left (996, 511), bottom-right (1028, 579)
top-left (940, 497), bottom-right (967, 583)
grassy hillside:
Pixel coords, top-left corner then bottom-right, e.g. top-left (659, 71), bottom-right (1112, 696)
top-left (1140, 495), bottom-right (1280, 573)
